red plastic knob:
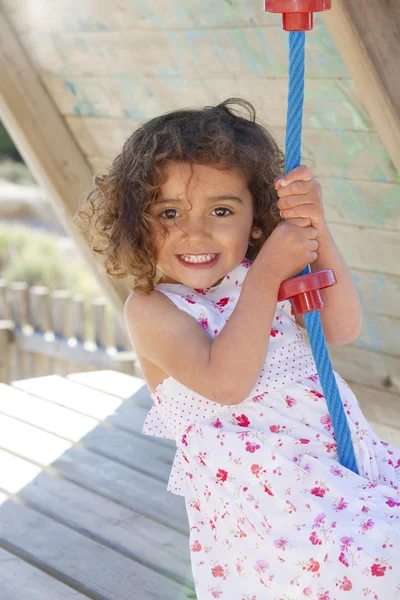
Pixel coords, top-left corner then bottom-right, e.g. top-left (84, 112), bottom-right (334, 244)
top-left (278, 269), bottom-right (336, 314)
top-left (264, 0), bottom-right (332, 31)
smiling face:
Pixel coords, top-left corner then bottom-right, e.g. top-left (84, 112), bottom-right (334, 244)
top-left (149, 161), bottom-right (261, 288)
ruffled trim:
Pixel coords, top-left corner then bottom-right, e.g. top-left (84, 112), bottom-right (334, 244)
top-left (166, 447), bottom-right (190, 496)
top-left (141, 404), bottom-right (175, 440)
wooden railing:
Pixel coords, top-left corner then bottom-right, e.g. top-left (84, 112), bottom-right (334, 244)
top-left (0, 279), bottom-right (141, 384)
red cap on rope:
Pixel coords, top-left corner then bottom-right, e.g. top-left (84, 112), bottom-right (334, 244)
top-left (278, 270), bottom-right (336, 314)
top-left (264, 0), bottom-right (332, 31)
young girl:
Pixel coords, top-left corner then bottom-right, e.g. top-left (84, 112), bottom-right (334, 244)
top-left (78, 98), bottom-right (400, 599)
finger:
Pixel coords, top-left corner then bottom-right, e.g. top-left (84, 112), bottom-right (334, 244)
top-left (277, 165), bottom-right (313, 187)
top-left (277, 193), bottom-right (315, 211)
top-left (304, 226), bottom-right (319, 239)
top-left (277, 180), bottom-right (315, 200)
top-left (279, 204), bottom-right (321, 221)
top-left (281, 217), bottom-right (311, 228)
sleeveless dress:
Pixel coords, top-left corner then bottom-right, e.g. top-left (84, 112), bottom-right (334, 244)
top-left (142, 258), bottom-right (400, 599)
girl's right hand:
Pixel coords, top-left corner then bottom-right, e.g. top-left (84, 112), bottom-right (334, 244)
top-left (256, 220), bottom-right (319, 282)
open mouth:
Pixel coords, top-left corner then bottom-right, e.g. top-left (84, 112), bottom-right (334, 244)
top-left (176, 253), bottom-right (220, 268)
top-left (179, 253), bottom-right (217, 263)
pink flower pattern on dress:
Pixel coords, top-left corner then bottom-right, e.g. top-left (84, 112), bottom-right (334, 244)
top-left (141, 259), bottom-right (400, 598)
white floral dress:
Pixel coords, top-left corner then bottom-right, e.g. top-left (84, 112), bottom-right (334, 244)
top-left (142, 258), bottom-right (400, 599)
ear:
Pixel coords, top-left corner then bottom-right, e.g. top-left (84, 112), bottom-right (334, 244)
top-left (251, 226), bottom-right (262, 240)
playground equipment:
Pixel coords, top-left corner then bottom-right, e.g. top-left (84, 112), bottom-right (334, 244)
top-left (265, 0), bottom-right (358, 473)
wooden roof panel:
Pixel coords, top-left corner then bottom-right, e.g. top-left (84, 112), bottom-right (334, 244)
top-left (1, 1), bottom-right (399, 368)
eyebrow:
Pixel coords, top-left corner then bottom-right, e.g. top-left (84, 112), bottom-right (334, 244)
top-left (154, 195), bottom-right (244, 206)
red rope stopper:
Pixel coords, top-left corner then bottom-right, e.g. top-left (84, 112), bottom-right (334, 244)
top-left (264, 0), bottom-right (332, 31)
top-left (278, 269), bottom-right (336, 314)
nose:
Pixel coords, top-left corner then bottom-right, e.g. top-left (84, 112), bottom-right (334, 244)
top-left (180, 215), bottom-right (212, 243)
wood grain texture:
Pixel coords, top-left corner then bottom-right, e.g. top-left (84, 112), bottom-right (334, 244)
top-left (17, 26), bottom-right (347, 79)
top-left (324, 1), bottom-right (400, 174)
top-left (0, 546), bottom-right (89, 600)
top-left (0, 453), bottom-right (192, 586)
top-left (0, 384), bottom-right (175, 481)
top-left (0, 9), bottom-right (130, 329)
top-left (45, 74), bottom-right (372, 131)
top-left (0, 411), bottom-right (188, 533)
top-left (66, 116), bottom-right (399, 184)
top-left (0, 481), bottom-right (192, 599)
top-left (1, 0), bottom-right (399, 385)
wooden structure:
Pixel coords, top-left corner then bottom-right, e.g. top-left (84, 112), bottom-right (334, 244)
top-left (0, 369), bottom-right (399, 598)
top-left (0, 2), bottom-right (399, 596)
top-left (0, 278), bottom-right (138, 384)
top-left (0, 0), bottom-right (399, 417)
top-left (0, 370), bottom-right (195, 599)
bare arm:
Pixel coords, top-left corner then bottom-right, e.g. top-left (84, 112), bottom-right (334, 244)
top-left (209, 261), bottom-right (281, 404)
top-left (294, 224), bottom-right (363, 344)
top-left (124, 260), bottom-right (281, 406)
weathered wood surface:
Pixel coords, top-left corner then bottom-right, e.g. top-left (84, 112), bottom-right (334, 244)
top-left (0, 1), bottom-right (399, 441)
top-left (324, 0), bottom-right (400, 174)
top-left (0, 9), bottom-right (130, 328)
top-left (0, 371), bottom-right (195, 600)
top-left (0, 367), bottom-right (399, 599)
top-left (0, 546), bottom-right (89, 600)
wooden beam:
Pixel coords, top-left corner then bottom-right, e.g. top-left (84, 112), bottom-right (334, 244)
top-left (323, 0), bottom-right (400, 175)
top-left (0, 9), bottom-right (131, 336)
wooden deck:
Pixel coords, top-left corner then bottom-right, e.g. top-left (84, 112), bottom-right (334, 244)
top-left (1, 369), bottom-right (399, 600)
top-left (0, 370), bottom-right (195, 600)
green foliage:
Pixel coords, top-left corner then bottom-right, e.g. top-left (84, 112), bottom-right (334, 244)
top-left (0, 224), bottom-right (96, 292)
top-left (0, 223), bottom-right (107, 340)
top-left (0, 122), bottom-right (17, 155)
top-left (0, 158), bottom-right (36, 184)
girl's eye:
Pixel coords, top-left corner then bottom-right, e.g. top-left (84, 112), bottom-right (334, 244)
top-left (212, 207), bottom-right (233, 217)
top-left (159, 207), bottom-right (233, 220)
top-left (159, 209), bottom-right (179, 219)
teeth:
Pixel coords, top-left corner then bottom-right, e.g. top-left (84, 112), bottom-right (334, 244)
top-left (180, 254), bottom-right (216, 263)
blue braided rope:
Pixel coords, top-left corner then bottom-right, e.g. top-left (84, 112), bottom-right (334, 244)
top-left (285, 32), bottom-right (358, 474)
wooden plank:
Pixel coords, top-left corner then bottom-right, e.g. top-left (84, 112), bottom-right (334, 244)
top-left (0, 413), bottom-right (188, 534)
top-left (320, 180), bottom-right (400, 232)
top-left (11, 374), bottom-right (147, 419)
top-left (352, 270), bottom-right (400, 320)
top-left (0, 384), bottom-right (175, 482)
top-left (329, 344), bottom-right (400, 397)
top-left (15, 26), bottom-right (348, 80)
top-left (0, 454), bottom-right (193, 587)
top-left (0, 0), bottom-right (280, 32)
top-left (354, 313), bottom-right (400, 357)
top-left (44, 74), bottom-right (372, 131)
top-left (9, 374), bottom-right (170, 445)
top-left (0, 546), bottom-right (89, 600)
top-left (10, 329), bottom-right (138, 373)
top-left (329, 223), bottom-right (400, 277)
top-left (0, 10), bottom-right (129, 333)
top-left (67, 370), bottom-right (152, 403)
top-left (67, 115), bottom-right (400, 186)
top-left (0, 486), bottom-right (192, 599)
top-left (324, 0), bottom-right (400, 174)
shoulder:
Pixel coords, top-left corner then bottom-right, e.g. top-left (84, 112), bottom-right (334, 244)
top-left (124, 288), bottom-right (175, 321)
top-left (124, 288), bottom-right (181, 355)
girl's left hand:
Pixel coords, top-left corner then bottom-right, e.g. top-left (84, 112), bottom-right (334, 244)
top-left (275, 165), bottom-right (326, 233)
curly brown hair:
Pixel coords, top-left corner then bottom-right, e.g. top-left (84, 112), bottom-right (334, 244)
top-left (73, 97), bottom-right (285, 294)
